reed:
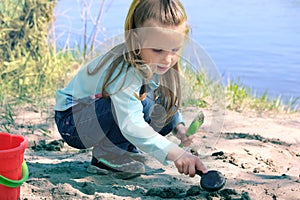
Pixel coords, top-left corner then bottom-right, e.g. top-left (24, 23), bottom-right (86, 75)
top-left (0, 0), bottom-right (77, 105)
top-left (224, 79), bottom-right (299, 113)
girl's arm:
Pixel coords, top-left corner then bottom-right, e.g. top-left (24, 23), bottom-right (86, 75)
top-left (109, 68), bottom-right (178, 164)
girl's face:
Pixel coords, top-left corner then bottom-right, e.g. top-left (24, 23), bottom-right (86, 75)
top-left (138, 20), bottom-right (187, 75)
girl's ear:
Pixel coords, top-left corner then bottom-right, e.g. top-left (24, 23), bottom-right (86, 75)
top-left (132, 31), bottom-right (142, 55)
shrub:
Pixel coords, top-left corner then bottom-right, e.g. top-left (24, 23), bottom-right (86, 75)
top-left (0, 0), bottom-right (74, 105)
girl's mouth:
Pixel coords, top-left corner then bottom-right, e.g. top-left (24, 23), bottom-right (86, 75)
top-left (157, 65), bottom-right (169, 72)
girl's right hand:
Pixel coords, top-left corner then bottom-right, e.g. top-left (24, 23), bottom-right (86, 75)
top-left (174, 151), bottom-right (208, 177)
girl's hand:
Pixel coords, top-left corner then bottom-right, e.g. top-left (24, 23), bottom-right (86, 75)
top-left (167, 146), bottom-right (208, 177)
top-left (174, 151), bottom-right (207, 177)
top-left (174, 123), bottom-right (197, 146)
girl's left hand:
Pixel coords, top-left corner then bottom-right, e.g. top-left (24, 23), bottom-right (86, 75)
top-left (174, 123), bottom-right (197, 146)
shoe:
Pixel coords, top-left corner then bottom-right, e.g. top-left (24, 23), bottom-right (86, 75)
top-left (87, 156), bottom-right (145, 179)
top-left (127, 152), bottom-right (147, 163)
top-left (127, 144), bottom-right (147, 163)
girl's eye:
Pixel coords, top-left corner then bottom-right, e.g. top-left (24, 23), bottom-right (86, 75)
top-left (172, 48), bottom-right (180, 53)
top-left (152, 49), bottom-right (163, 53)
top-left (152, 48), bottom-right (180, 53)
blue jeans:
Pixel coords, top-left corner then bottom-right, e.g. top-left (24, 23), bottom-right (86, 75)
top-left (54, 96), bottom-right (179, 158)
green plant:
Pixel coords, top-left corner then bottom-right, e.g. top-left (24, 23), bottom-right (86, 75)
top-left (0, 0), bottom-right (78, 106)
top-left (0, 0), bottom-right (55, 102)
top-left (224, 78), bottom-right (299, 113)
top-left (285, 97), bottom-right (300, 113)
top-left (0, 103), bottom-right (15, 133)
top-left (226, 79), bottom-right (249, 111)
top-left (180, 63), bottom-right (211, 108)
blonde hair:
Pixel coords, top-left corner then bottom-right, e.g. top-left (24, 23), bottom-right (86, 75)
top-left (89, 0), bottom-right (188, 124)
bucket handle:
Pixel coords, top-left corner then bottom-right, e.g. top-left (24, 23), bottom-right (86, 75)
top-left (0, 160), bottom-right (29, 188)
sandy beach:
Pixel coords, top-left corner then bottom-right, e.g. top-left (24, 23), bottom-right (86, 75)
top-left (7, 105), bottom-right (300, 200)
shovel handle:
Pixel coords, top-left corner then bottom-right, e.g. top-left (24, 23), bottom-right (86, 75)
top-left (195, 169), bottom-right (204, 177)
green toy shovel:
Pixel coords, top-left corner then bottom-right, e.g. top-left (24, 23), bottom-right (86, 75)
top-left (179, 111), bottom-right (204, 147)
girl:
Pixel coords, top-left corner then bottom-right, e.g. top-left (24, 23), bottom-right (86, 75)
top-left (54, 0), bottom-right (208, 179)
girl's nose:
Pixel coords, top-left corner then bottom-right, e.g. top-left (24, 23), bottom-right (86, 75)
top-left (161, 51), bottom-right (174, 65)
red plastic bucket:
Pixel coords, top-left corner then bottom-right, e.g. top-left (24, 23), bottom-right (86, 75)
top-left (0, 132), bottom-right (28, 200)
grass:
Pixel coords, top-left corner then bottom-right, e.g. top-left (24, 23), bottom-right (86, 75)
top-left (0, 103), bottom-right (15, 133)
top-left (225, 80), bottom-right (299, 113)
top-left (180, 63), bottom-right (299, 113)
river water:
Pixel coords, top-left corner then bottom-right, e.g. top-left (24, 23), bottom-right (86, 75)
top-left (54, 0), bottom-right (300, 106)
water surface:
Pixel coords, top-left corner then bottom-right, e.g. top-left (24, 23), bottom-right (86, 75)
top-left (54, 0), bottom-right (300, 106)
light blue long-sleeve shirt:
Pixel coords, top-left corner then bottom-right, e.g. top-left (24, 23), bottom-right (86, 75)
top-left (54, 53), bottom-right (183, 164)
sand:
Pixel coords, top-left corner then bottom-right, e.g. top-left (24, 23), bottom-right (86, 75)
top-left (4, 105), bottom-right (300, 200)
